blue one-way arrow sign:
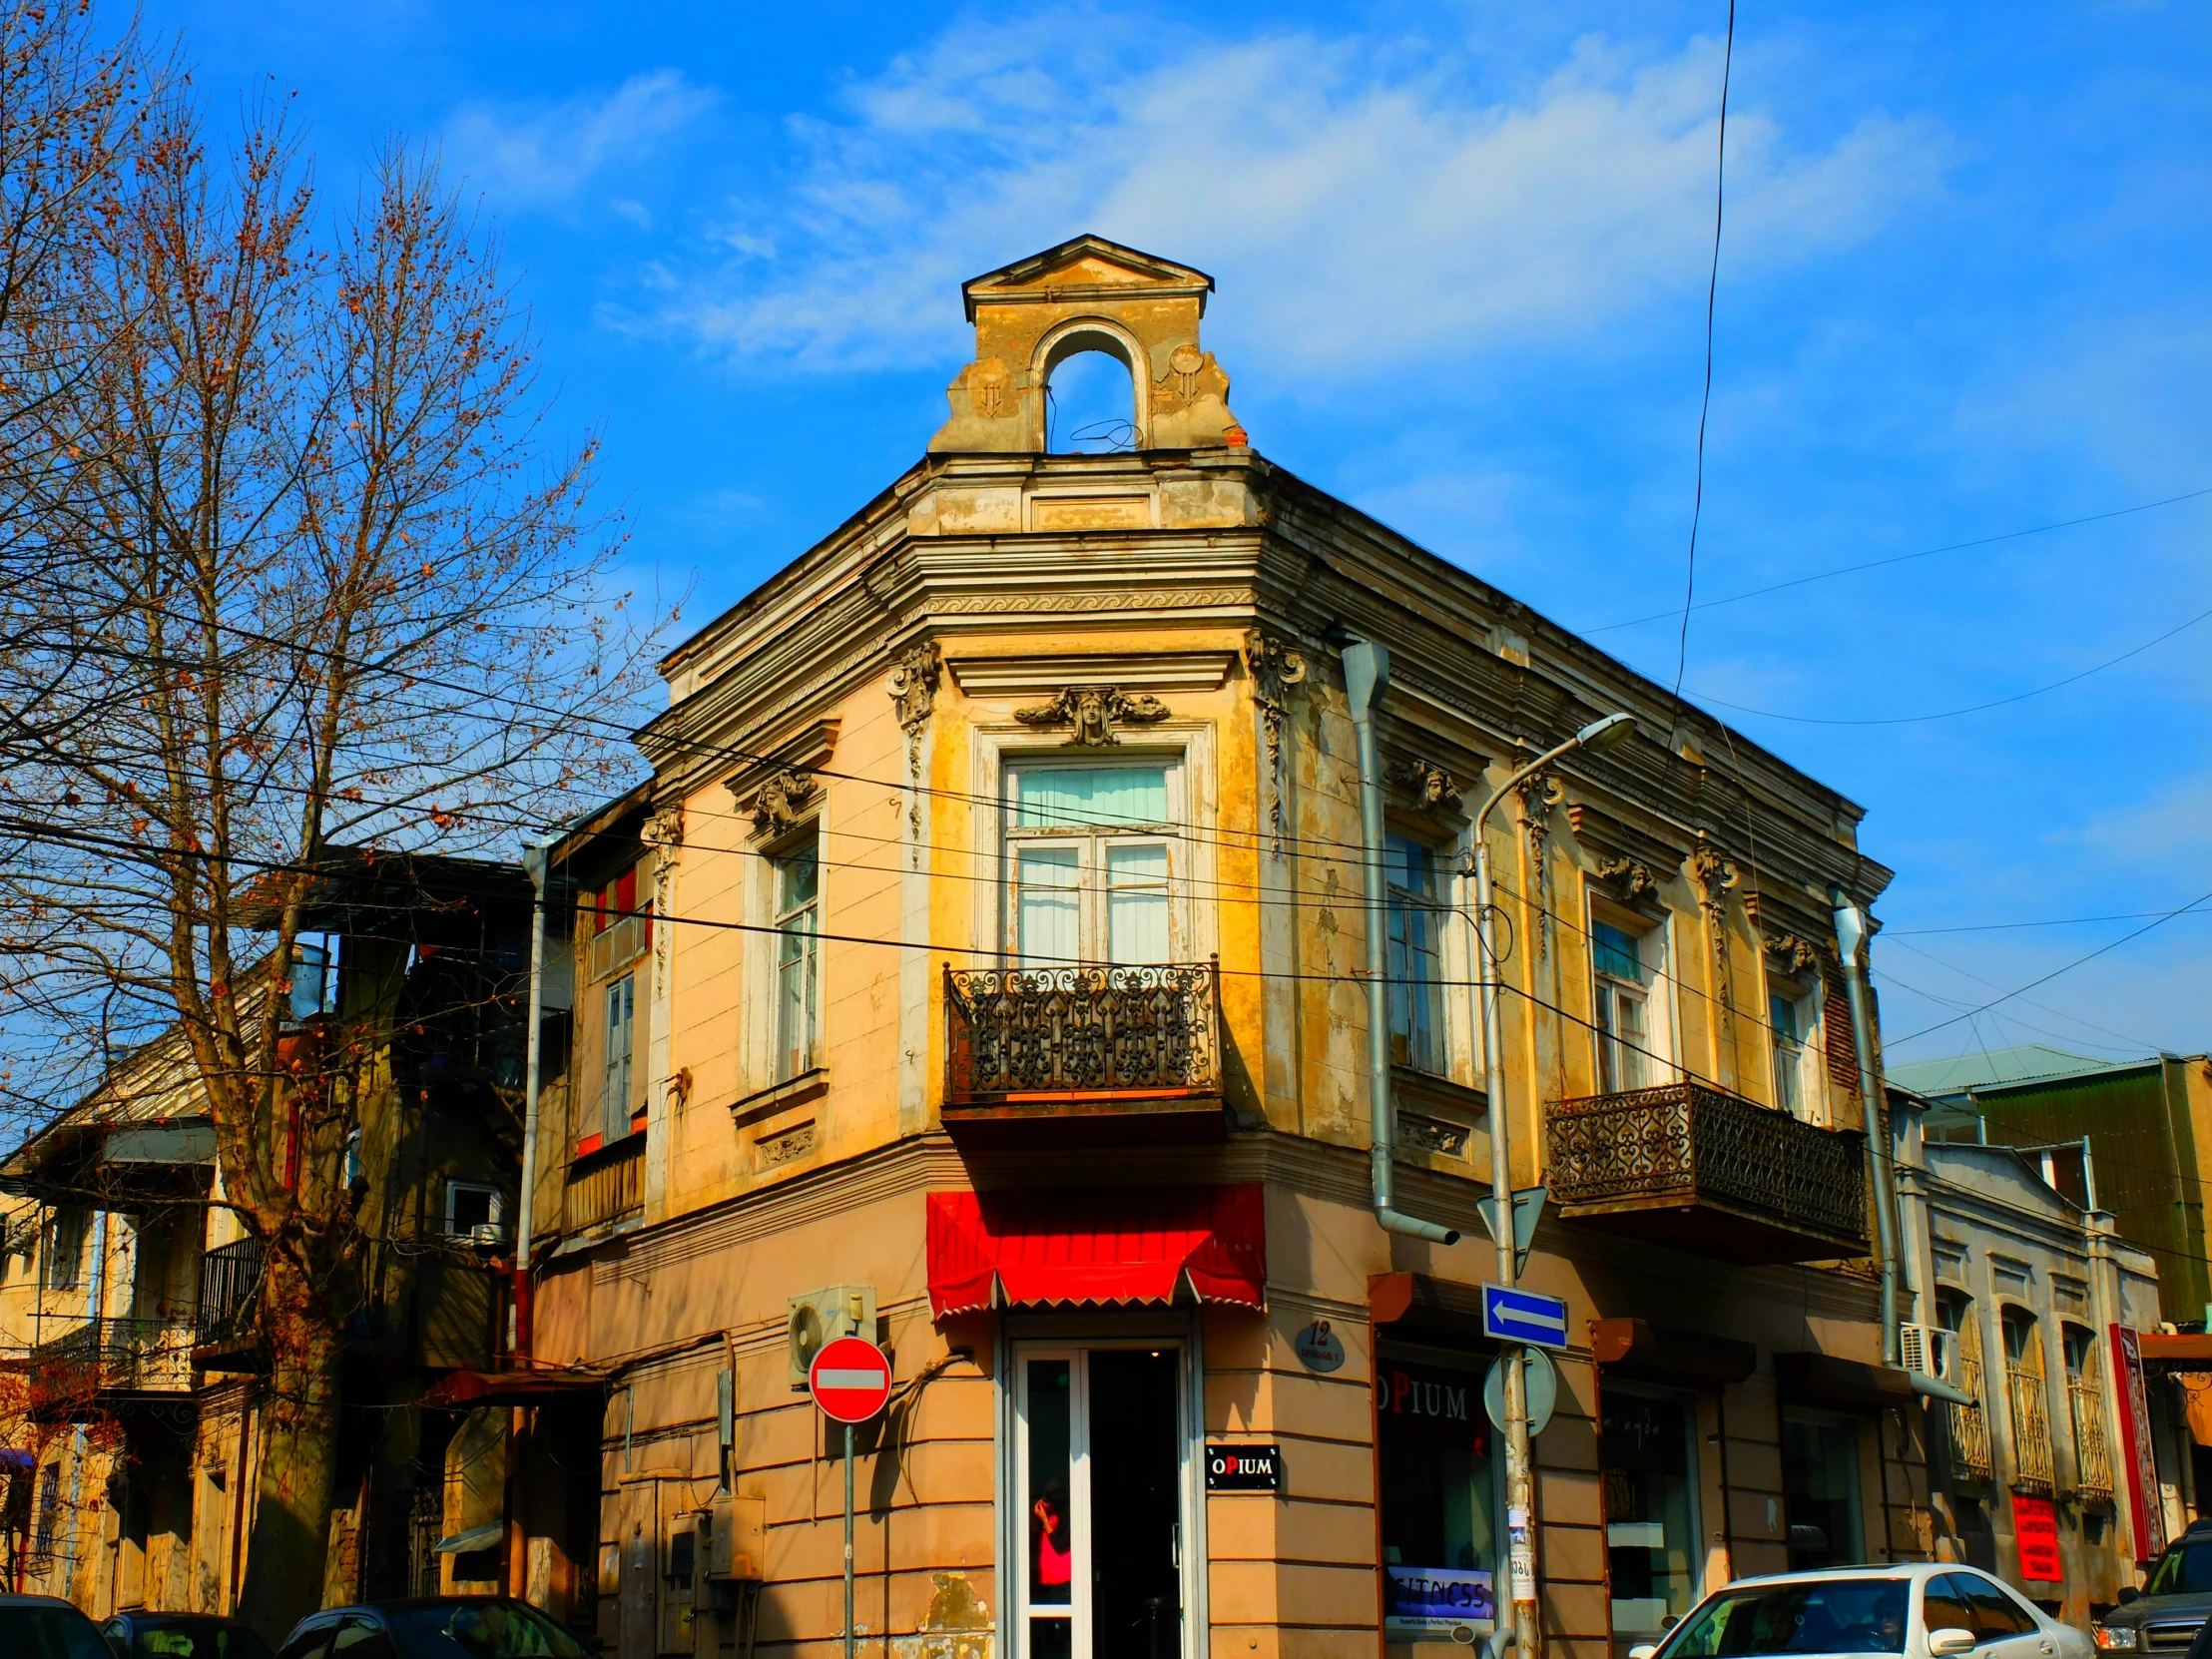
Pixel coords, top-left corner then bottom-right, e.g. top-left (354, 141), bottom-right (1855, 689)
top-left (1482, 1285), bottom-right (1569, 1349)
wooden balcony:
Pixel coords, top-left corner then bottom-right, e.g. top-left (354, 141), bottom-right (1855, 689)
top-left (1543, 1081), bottom-right (1869, 1264)
top-left (943, 962), bottom-right (1225, 1147)
top-left (565, 1134), bottom-right (644, 1232)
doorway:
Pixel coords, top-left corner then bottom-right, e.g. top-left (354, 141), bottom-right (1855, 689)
top-left (1014, 1345), bottom-right (1190, 1659)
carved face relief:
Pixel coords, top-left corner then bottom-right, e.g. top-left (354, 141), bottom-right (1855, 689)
top-left (751, 770), bottom-right (818, 837)
top-left (1013, 686), bottom-right (1171, 747)
top-left (1387, 757), bottom-right (1464, 814)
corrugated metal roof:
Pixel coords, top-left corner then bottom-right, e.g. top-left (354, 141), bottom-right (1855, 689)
top-left (1887, 1044), bottom-right (2139, 1098)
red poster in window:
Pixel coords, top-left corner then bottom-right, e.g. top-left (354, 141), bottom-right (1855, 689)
top-left (2012, 1494), bottom-right (2061, 1581)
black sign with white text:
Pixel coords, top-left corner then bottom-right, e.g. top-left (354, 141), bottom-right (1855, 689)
top-left (1205, 1443), bottom-right (1281, 1492)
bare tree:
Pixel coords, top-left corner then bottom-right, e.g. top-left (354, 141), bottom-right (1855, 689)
top-left (1, 74), bottom-right (656, 1629)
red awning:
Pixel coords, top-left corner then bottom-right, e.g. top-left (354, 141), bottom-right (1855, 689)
top-left (926, 1185), bottom-right (1266, 1319)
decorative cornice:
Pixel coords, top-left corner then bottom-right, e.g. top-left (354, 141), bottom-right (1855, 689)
top-left (947, 650), bottom-right (1235, 698)
top-left (1012, 686), bottom-right (1173, 747)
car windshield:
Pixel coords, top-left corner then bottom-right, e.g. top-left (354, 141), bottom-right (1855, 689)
top-left (384, 1604), bottom-right (589, 1659)
top-left (1662, 1580), bottom-right (1911, 1657)
top-left (0, 1604), bottom-right (113, 1659)
top-left (2145, 1542), bottom-right (2212, 1597)
top-left (130, 1617), bottom-right (275, 1659)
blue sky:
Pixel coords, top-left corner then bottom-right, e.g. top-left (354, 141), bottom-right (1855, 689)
top-left (145, 1), bottom-right (2211, 1068)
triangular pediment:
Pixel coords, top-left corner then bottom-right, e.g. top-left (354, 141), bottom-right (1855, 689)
top-left (962, 234), bottom-right (1215, 319)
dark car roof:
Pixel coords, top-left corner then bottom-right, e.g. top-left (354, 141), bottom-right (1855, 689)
top-left (0, 1595), bottom-right (92, 1608)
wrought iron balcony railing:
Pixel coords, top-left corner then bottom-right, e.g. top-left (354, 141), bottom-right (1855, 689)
top-left (198, 1238), bottom-right (266, 1347)
top-left (31, 1316), bottom-right (197, 1393)
top-left (1544, 1080), bottom-right (1869, 1263)
top-left (945, 962), bottom-right (1221, 1104)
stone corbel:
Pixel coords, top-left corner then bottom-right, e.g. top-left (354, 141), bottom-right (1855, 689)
top-left (1013, 685), bottom-right (1172, 747)
top-left (1243, 628), bottom-right (1307, 858)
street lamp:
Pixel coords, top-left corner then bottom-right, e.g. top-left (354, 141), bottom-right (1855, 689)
top-left (1471, 711), bottom-right (1635, 1659)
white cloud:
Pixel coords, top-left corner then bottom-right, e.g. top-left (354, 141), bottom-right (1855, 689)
top-left (633, 19), bottom-right (1946, 374)
top-left (447, 70), bottom-right (718, 209)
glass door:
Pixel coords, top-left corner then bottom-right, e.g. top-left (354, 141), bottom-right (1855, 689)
top-left (1014, 1345), bottom-right (1188, 1659)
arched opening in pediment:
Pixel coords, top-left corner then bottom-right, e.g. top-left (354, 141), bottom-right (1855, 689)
top-left (1039, 322), bottom-right (1142, 453)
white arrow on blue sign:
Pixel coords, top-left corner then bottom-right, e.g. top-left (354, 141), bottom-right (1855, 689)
top-left (1482, 1284), bottom-right (1570, 1349)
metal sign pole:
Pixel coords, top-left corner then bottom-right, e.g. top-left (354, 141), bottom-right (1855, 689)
top-left (844, 1419), bottom-right (856, 1659)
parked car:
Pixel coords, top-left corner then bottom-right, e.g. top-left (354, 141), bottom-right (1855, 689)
top-left (274, 1599), bottom-right (590, 1659)
top-left (0, 1592), bottom-right (113, 1659)
top-left (102, 1609), bottom-right (275, 1659)
top-left (2095, 1520), bottom-right (2212, 1652)
top-left (1631, 1564), bottom-right (2092, 1659)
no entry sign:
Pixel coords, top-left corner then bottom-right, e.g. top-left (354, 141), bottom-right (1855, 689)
top-left (809, 1335), bottom-right (892, 1423)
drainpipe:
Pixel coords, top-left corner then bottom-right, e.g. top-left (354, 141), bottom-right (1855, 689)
top-left (1342, 639), bottom-right (1459, 1248)
top-left (513, 835), bottom-right (557, 1360)
top-left (1834, 892), bottom-right (1903, 1368)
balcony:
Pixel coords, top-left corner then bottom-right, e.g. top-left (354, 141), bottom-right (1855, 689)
top-left (31, 1317), bottom-right (197, 1401)
top-left (943, 962), bottom-right (1225, 1147)
top-left (196, 1239), bottom-right (266, 1368)
top-left (1543, 1081), bottom-right (1868, 1264)
top-left (565, 1135), bottom-right (643, 1232)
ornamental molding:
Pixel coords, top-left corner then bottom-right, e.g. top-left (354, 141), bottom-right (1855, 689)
top-left (1512, 770), bottom-right (1564, 960)
top-left (1691, 838), bottom-right (1744, 1070)
top-left (1762, 930), bottom-right (1824, 978)
top-left (888, 640), bottom-right (942, 865)
top-left (1243, 628), bottom-right (1308, 858)
top-left (722, 719), bottom-right (839, 813)
top-left (887, 640), bottom-right (942, 735)
top-left (1563, 801), bottom-right (1691, 879)
top-left (946, 650), bottom-right (1234, 698)
top-left (1592, 854), bottom-right (1662, 904)
top-left (1012, 686), bottom-right (1173, 747)
top-left (748, 770), bottom-right (818, 838)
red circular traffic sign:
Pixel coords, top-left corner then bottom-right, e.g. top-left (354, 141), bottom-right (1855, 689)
top-left (809, 1335), bottom-right (892, 1423)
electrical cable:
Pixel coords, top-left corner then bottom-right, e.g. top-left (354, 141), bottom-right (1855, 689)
top-left (1668, 0), bottom-right (1735, 733)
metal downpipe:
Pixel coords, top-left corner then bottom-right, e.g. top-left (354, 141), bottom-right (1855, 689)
top-left (1343, 638), bottom-right (1459, 1247)
top-left (514, 835), bottom-right (557, 1357)
top-left (1834, 892), bottom-right (1903, 1367)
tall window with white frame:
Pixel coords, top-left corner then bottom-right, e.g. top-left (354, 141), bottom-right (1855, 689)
top-left (1004, 762), bottom-right (1179, 965)
top-left (1385, 833), bottom-right (1446, 1075)
top-left (1769, 977), bottom-right (1815, 1116)
top-left (602, 972), bottom-right (635, 1142)
top-left (1592, 919), bottom-right (1657, 1092)
top-left (774, 830), bottom-right (822, 1080)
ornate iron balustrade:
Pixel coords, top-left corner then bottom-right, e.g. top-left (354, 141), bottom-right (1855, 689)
top-left (31, 1317), bottom-right (197, 1392)
top-left (1948, 1352), bottom-right (1993, 1482)
top-left (1545, 1081), bottom-right (1868, 1255)
top-left (945, 962), bottom-right (1220, 1102)
top-left (198, 1238), bottom-right (266, 1346)
top-left (566, 1136), bottom-right (644, 1231)
top-left (2008, 1363), bottom-right (2056, 1496)
top-left (2071, 1376), bottom-right (2115, 1501)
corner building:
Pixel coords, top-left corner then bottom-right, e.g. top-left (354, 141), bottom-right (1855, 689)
top-left (528, 238), bottom-right (1946, 1659)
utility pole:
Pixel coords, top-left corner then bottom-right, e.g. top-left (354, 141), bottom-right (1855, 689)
top-left (1471, 712), bottom-right (1636, 1659)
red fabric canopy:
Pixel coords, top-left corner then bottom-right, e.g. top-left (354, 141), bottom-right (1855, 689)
top-left (926, 1185), bottom-right (1266, 1319)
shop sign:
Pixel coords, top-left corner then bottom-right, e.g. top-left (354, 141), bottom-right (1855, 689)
top-left (2011, 1494), bottom-right (2061, 1582)
top-left (1293, 1321), bottom-right (1345, 1374)
top-left (1205, 1444), bottom-right (1280, 1492)
top-left (1384, 1564), bottom-right (1493, 1628)
top-left (2111, 1325), bottom-right (2168, 1563)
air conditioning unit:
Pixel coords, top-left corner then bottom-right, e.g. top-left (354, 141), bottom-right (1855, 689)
top-left (469, 1222), bottom-right (510, 1248)
top-left (1900, 1324), bottom-right (1959, 1385)
top-left (788, 1285), bottom-right (874, 1389)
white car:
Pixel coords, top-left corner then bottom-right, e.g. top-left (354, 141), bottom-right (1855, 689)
top-left (1627, 1563), bottom-right (2094, 1659)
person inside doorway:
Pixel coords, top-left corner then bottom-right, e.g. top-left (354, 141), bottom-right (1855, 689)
top-left (1034, 1482), bottom-right (1073, 1596)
